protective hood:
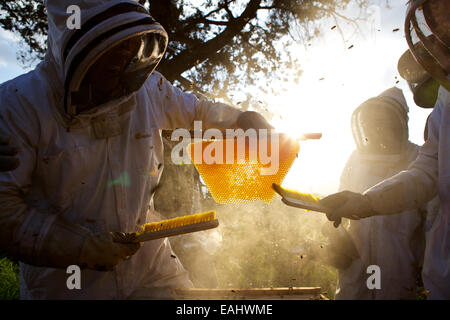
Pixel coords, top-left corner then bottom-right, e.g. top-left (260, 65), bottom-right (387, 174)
top-left (351, 87), bottom-right (409, 157)
top-left (45, 0), bottom-right (168, 119)
top-left (404, 0), bottom-right (450, 96)
top-left (398, 40), bottom-right (442, 108)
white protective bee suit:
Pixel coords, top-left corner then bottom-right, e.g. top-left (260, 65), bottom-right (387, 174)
top-left (335, 88), bottom-right (425, 299)
top-left (365, 85), bottom-right (450, 299)
top-left (0, 0), bottom-right (243, 299)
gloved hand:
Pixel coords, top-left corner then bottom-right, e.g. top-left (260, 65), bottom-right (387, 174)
top-left (236, 111), bottom-right (274, 131)
top-left (320, 222), bottom-right (360, 270)
top-left (319, 191), bottom-right (376, 227)
top-left (0, 135), bottom-right (20, 172)
top-left (79, 232), bottom-right (141, 271)
top-left (35, 215), bottom-right (141, 271)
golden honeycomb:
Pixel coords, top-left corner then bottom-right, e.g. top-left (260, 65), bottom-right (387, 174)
top-left (188, 135), bottom-right (299, 204)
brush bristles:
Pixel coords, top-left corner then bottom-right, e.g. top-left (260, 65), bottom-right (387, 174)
top-left (274, 184), bottom-right (320, 204)
top-left (291, 192), bottom-right (320, 204)
top-left (140, 211), bottom-right (217, 233)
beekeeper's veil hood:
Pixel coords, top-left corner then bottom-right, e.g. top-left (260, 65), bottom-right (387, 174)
top-left (45, 0), bottom-right (168, 117)
top-left (398, 0), bottom-right (450, 108)
top-left (351, 87), bottom-right (409, 157)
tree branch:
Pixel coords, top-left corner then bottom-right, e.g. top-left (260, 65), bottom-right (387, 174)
top-left (158, 0), bottom-right (263, 81)
top-left (182, 1), bottom-right (234, 33)
top-left (204, 19), bottom-right (230, 26)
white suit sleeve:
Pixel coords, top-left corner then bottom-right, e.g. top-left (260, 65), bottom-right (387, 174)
top-left (363, 104), bottom-right (440, 215)
top-left (0, 85), bottom-right (54, 262)
top-left (146, 72), bottom-right (242, 130)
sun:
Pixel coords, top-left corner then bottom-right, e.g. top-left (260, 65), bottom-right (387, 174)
top-left (269, 82), bottom-right (357, 196)
top-left (247, 5), bottom-right (431, 197)
top-left (263, 38), bottom-right (407, 196)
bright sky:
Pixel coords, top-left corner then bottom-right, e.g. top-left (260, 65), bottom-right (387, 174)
top-left (264, 0), bottom-right (433, 195)
top-left (0, 1), bottom-right (432, 197)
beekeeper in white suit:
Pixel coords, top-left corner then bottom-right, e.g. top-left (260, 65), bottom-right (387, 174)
top-left (333, 87), bottom-right (425, 299)
top-left (0, 0), bottom-right (272, 299)
top-left (322, 0), bottom-right (450, 299)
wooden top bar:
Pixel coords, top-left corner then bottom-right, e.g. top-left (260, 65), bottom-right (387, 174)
top-left (174, 287), bottom-right (323, 300)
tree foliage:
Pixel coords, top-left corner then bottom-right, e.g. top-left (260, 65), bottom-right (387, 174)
top-left (148, 0), bottom-right (367, 100)
top-left (0, 0), bottom-right (368, 103)
top-left (0, 0), bottom-right (47, 65)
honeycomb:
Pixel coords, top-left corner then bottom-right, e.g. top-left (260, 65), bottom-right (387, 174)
top-left (188, 135), bottom-right (299, 204)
